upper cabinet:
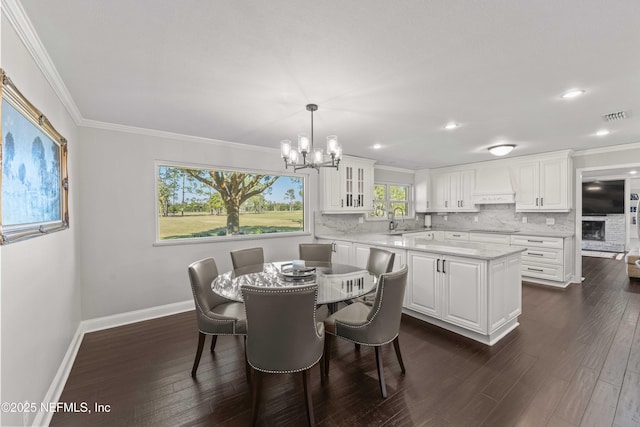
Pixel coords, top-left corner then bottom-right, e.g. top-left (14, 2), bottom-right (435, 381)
top-left (512, 152), bottom-right (572, 212)
top-left (414, 169), bottom-right (431, 212)
top-left (320, 155), bottom-right (375, 214)
top-left (432, 169), bottom-right (478, 212)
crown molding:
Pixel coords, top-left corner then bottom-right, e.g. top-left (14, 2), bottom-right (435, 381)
top-left (374, 164), bottom-right (415, 173)
top-left (2, 0), bottom-right (84, 124)
top-left (573, 140), bottom-right (640, 157)
top-left (81, 118), bottom-right (279, 153)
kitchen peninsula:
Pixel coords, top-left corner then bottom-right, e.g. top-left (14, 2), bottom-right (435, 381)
top-left (316, 233), bottom-right (526, 345)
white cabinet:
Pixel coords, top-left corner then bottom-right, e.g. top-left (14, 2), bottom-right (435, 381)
top-left (513, 153), bottom-right (572, 212)
top-left (407, 251), bottom-right (486, 333)
top-left (353, 243), bottom-right (371, 269)
top-left (406, 251), bottom-right (440, 317)
top-left (316, 239), bottom-right (352, 264)
top-left (432, 170), bottom-right (477, 212)
top-left (320, 156), bottom-right (375, 214)
top-left (406, 249), bottom-right (522, 343)
top-left (441, 256), bottom-right (487, 333)
top-left (510, 234), bottom-right (572, 286)
top-left (414, 169), bottom-right (431, 212)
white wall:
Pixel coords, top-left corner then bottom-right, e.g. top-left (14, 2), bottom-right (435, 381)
top-left (1, 13), bottom-right (82, 427)
top-left (77, 126), bottom-right (316, 319)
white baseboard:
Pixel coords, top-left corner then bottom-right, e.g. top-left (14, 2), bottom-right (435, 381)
top-left (33, 300), bottom-right (194, 426)
top-left (83, 299), bottom-right (194, 333)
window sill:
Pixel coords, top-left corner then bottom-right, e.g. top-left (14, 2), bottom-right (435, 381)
top-left (153, 231), bottom-right (312, 247)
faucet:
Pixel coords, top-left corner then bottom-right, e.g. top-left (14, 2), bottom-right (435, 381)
top-left (389, 207), bottom-right (404, 231)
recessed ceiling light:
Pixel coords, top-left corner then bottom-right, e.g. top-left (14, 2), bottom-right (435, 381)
top-left (595, 129), bottom-right (610, 136)
top-left (561, 89), bottom-right (585, 99)
top-left (372, 144), bottom-right (382, 149)
top-left (444, 122), bottom-right (459, 130)
top-left (488, 144), bottom-right (516, 156)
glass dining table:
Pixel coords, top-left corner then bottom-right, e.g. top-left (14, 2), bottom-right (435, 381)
top-left (211, 261), bottom-right (376, 308)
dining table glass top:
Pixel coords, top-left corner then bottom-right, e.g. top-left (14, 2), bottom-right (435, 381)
top-left (212, 261), bottom-right (376, 305)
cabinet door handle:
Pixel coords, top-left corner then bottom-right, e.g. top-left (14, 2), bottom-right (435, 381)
top-left (437, 259), bottom-right (440, 273)
top-left (341, 199), bottom-right (344, 208)
top-left (527, 267), bottom-right (544, 272)
top-left (442, 259), bottom-right (446, 274)
top-left (527, 252), bottom-right (544, 256)
top-left (540, 197), bottom-right (544, 206)
top-left (331, 242), bottom-right (336, 252)
top-left (461, 200), bottom-right (464, 207)
top-left (445, 201), bottom-right (448, 208)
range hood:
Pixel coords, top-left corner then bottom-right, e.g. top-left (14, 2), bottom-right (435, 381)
top-left (472, 166), bottom-right (516, 204)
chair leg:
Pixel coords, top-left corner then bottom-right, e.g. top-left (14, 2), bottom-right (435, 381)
top-left (191, 332), bottom-right (207, 377)
top-left (244, 336), bottom-right (251, 383)
top-left (354, 343), bottom-right (361, 351)
top-left (302, 369), bottom-right (315, 427)
top-left (210, 335), bottom-right (218, 352)
top-left (319, 357), bottom-right (326, 386)
top-left (374, 346), bottom-right (387, 398)
top-left (324, 335), bottom-right (331, 378)
top-left (250, 368), bottom-right (262, 427)
top-left (393, 337), bottom-right (406, 374)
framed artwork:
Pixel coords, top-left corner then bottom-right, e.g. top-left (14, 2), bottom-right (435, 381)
top-left (0, 69), bottom-right (69, 244)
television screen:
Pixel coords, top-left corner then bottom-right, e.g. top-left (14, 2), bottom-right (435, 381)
top-left (582, 180), bottom-right (625, 215)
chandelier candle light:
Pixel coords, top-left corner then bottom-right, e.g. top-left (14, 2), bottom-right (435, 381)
top-left (280, 104), bottom-right (342, 172)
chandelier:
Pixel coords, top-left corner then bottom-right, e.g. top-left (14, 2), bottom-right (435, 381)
top-left (280, 104), bottom-right (342, 172)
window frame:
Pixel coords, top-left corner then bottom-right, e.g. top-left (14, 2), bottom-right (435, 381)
top-left (154, 160), bottom-right (310, 245)
top-left (368, 181), bottom-right (415, 221)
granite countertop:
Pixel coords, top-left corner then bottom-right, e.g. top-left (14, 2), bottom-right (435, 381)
top-left (428, 227), bottom-right (575, 238)
top-left (316, 233), bottom-right (526, 260)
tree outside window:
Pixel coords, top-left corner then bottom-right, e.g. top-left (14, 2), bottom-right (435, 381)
top-left (369, 183), bottom-right (411, 219)
top-left (157, 164), bottom-right (305, 240)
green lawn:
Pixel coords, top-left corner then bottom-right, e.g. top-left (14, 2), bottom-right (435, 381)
top-left (159, 211), bottom-right (304, 239)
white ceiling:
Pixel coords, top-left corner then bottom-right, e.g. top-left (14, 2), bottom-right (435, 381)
top-left (15, 0), bottom-right (640, 169)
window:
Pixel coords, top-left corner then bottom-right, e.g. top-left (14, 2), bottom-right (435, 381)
top-left (370, 183), bottom-right (412, 219)
top-left (156, 163), bottom-right (305, 241)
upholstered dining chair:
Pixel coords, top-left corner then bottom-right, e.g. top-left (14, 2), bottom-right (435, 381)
top-left (242, 284), bottom-right (324, 427)
top-left (355, 247), bottom-right (395, 305)
top-left (187, 257), bottom-right (247, 378)
top-left (299, 243), bottom-right (333, 263)
top-left (323, 265), bottom-right (408, 398)
top-left (230, 247), bottom-right (264, 269)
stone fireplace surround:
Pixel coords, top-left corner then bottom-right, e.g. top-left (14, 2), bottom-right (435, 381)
top-left (582, 214), bottom-right (625, 252)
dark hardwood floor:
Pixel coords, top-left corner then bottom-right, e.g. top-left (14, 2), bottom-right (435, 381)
top-left (51, 256), bottom-right (640, 426)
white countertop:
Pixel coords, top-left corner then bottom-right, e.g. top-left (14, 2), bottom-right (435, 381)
top-left (316, 233), bottom-right (526, 260)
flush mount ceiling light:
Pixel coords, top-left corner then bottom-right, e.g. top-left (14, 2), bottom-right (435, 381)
top-left (372, 143), bottom-right (382, 149)
top-left (488, 144), bottom-right (516, 156)
top-left (280, 104), bottom-right (342, 172)
top-left (561, 89), bottom-right (585, 99)
top-left (444, 121), bottom-right (459, 130)
top-left (595, 129), bottom-right (611, 136)
top-left (630, 171), bottom-right (637, 175)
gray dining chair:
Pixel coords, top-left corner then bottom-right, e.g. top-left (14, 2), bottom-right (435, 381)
top-left (354, 247), bottom-right (395, 305)
top-left (230, 247), bottom-right (264, 269)
top-left (187, 257), bottom-right (247, 378)
top-left (242, 284), bottom-right (325, 427)
top-left (323, 265), bottom-right (408, 398)
top-left (299, 243), bottom-right (333, 263)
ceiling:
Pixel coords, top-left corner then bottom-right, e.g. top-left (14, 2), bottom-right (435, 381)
top-left (15, 0), bottom-right (640, 170)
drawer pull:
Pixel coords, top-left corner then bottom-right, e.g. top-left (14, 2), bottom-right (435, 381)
top-left (527, 267), bottom-right (544, 272)
top-left (453, 234), bottom-right (461, 237)
top-left (527, 240), bottom-right (544, 243)
top-left (527, 252), bottom-right (544, 256)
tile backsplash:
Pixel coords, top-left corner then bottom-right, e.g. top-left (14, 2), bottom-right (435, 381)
top-left (315, 204), bottom-right (575, 235)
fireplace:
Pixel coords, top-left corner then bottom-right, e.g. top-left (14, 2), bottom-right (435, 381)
top-left (582, 220), bottom-right (605, 241)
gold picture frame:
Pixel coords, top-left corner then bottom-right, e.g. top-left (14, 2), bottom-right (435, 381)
top-left (0, 69), bottom-right (69, 244)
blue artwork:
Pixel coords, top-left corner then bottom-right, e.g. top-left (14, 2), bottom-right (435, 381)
top-left (2, 99), bottom-right (61, 226)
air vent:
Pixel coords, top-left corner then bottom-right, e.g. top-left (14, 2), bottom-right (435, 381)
top-left (602, 110), bottom-right (632, 122)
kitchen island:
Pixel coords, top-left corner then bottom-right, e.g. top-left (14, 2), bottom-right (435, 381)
top-left (316, 233), bottom-right (526, 345)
